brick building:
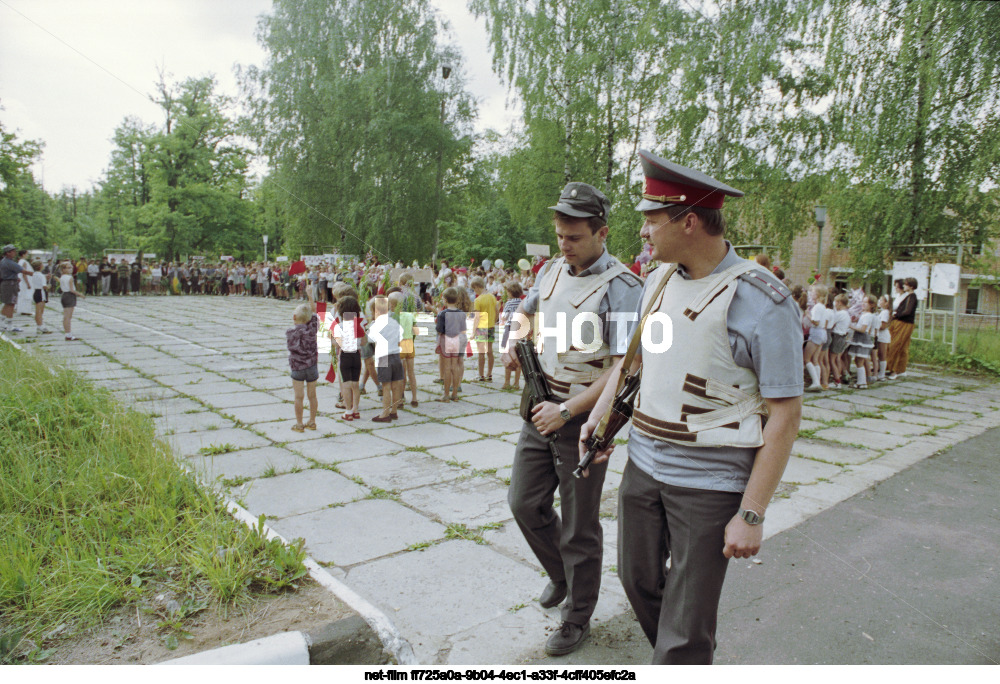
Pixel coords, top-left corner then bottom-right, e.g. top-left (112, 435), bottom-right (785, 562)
top-left (778, 224), bottom-right (1000, 319)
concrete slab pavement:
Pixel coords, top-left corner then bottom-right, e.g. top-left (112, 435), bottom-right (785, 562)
top-left (26, 295), bottom-right (1000, 664)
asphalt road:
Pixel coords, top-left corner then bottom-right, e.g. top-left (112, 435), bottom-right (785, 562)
top-left (538, 426), bottom-right (1000, 665)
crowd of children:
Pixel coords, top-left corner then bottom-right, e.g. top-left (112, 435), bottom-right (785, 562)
top-left (284, 265), bottom-right (532, 428)
top-left (797, 278), bottom-right (907, 391)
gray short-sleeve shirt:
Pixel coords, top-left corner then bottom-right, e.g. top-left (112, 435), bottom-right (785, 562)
top-left (522, 249), bottom-right (642, 355)
top-left (625, 243), bottom-right (803, 492)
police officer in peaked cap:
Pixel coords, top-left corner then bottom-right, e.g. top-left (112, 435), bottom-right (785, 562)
top-left (503, 181), bottom-right (641, 656)
top-left (580, 150), bottom-right (804, 663)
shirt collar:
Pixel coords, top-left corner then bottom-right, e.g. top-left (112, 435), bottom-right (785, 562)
top-left (675, 241), bottom-right (741, 280)
top-left (565, 247), bottom-right (613, 278)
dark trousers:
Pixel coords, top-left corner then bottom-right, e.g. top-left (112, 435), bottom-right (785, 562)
top-left (508, 414), bottom-right (607, 625)
top-left (618, 460), bottom-right (741, 664)
top-left (86, 275), bottom-right (97, 295)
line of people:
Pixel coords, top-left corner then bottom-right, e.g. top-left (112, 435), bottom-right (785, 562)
top-left (799, 277), bottom-right (918, 391)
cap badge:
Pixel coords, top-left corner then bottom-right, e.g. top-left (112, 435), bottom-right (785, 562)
top-left (570, 189), bottom-right (578, 198)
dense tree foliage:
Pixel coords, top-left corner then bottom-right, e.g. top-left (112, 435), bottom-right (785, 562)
top-left (2, 1), bottom-right (998, 271)
top-left (821, 0), bottom-right (1000, 272)
top-left (241, 0), bottom-right (474, 263)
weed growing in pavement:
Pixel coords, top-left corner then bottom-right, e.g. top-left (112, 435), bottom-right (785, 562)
top-left (198, 443), bottom-right (237, 456)
top-left (368, 487), bottom-right (400, 501)
top-left (407, 541), bottom-right (432, 552)
top-left (444, 523), bottom-right (486, 545)
top-left (0, 346), bottom-right (308, 660)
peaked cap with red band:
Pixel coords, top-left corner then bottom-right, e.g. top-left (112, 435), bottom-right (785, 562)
top-left (634, 149), bottom-right (743, 212)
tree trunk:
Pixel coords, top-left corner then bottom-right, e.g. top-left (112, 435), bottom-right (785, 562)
top-left (910, 1), bottom-right (936, 244)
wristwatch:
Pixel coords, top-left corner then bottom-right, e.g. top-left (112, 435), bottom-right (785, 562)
top-left (558, 403), bottom-right (572, 422)
top-left (738, 507), bottom-right (764, 525)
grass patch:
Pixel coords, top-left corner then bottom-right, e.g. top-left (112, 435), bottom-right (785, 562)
top-left (0, 345), bottom-right (308, 660)
top-left (910, 335), bottom-right (1000, 377)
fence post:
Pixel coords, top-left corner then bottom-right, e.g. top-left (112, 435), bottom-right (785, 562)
top-left (952, 244), bottom-right (963, 355)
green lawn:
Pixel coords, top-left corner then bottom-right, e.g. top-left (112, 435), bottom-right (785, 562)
top-left (908, 327), bottom-right (1000, 376)
top-left (0, 344), bottom-right (306, 662)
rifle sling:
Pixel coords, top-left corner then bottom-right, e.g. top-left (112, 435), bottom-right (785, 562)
top-left (593, 266), bottom-right (676, 439)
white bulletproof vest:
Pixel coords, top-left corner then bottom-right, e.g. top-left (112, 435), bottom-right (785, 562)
top-left (535, 257), bottom-right (629, 400)
top-left (634, 261), bottom-right (768, 448)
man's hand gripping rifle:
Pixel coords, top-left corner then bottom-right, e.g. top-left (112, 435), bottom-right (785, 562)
top-left (515, 339), bottom-right (563, 464)
top-left (573, 368), bottom-right (640, 478)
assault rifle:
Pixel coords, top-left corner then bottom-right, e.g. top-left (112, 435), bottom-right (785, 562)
top-left (573, 370), bottom-right (641, 479)
top-left (515, 339), bottom-right (562, 465)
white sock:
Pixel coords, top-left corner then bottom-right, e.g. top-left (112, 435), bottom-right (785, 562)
top-left (1, 316), bottom-right (11, 332)
top-left (857, 366), bottom-right (867, 387)
top-left (806, 362), bottom-right (821, 386)
top-left (879, 361), bottom-right (887, 379)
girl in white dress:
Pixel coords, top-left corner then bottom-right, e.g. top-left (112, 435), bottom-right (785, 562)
top-left (16, 250), bottom-right (34, 315)
top-left (876, 295), bottom-right (892, 381)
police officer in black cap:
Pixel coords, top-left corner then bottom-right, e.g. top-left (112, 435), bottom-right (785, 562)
top-left (580, 151), bottom-right (803, 663)
top-left (503, 182), bottom-right (641, 656)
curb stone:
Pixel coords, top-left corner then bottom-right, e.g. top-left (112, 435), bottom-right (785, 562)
top-left (157, 615), bottom-right (387, 665)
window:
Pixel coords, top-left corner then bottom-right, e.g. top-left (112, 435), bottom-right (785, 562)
top-left (930, 294), bottom-right (954, 311)
top-left (834, 279), bottom-right (847, 292)
top-left (966, 287), bottom-right (981, 314)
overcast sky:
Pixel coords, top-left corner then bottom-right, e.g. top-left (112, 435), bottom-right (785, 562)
top-left (0, 0), bottom-right (515, 194)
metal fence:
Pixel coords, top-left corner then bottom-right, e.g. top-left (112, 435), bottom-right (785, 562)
top-left (913, 308), bottom-right (1000, 351)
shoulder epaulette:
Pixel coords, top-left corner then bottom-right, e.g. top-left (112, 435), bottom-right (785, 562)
top-left (606, 256), bottom-right (643, 287)
top-left (738, 268), bottom-right (790, 304)
top-left (615, 269), bottom-right (643, 287)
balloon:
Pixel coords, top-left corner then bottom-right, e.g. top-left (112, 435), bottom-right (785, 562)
top-left (482, 259), bottom-right (491, 270)
top-left (518, 258), bottom-right (531, 271)
top-left (494, 259), bottom-right (504, 269)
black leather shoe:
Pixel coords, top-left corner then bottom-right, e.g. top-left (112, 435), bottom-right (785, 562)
top-left (545, 621), bottom-right (590, 656)
top-left (538, 581), bottom-right (567, 609)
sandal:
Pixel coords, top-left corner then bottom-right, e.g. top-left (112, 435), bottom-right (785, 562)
top-left (372, 414), bottom-right (392, 423)
top-left (359, 387), bottom-right (367, 395)
top-left (437, 394), bottom-right (450, 402)
top-left (342, 413), bottom-right (354, 421)
top-left (389, 412), bottom-right (399, 420)
top-left (410, 400), bottom-right (419, 407)
top-left (352, 412), bottom-right (361, 419)
top-left (291, 423), bottom-right (305, 433)
top-left (501, 383), bottom-right (510, 390)
top-left (336, 401), bottom-right (346, 409)
top-left (305, 421), bottom-right (317, 430)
